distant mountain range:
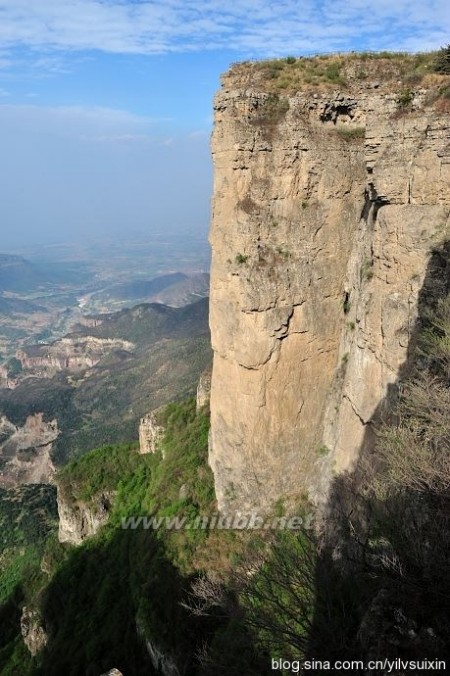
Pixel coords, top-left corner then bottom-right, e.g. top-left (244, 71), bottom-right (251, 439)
top-left (102, 272), bottom-right (188, 300)
top-left (0, 253), bottom-right (91, 294)
top-left (0, 254), bottom-right (47, 293)
top-left (0, 250), bottom-right (209, 361)
top-left (87, 271), bottom-right (210, 309)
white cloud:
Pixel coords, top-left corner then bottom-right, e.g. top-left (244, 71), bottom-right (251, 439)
top-left (0, 0), bottom-right (447, 59)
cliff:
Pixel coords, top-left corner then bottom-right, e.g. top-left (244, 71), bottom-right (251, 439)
top-left (195, 368), bottom-right (211, 411)
top-left (208, 54), bottom-right (450, 514)
top-left (139, 409), bottom-right (165, 455)
top-left (57, 487), bottom-right (112, 545)
top-left (16, 335), bottom-right (134, 378)
top-left (0, 413), bottom-right (57, 487)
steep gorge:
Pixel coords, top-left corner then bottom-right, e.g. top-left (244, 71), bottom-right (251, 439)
top-left (208, 57), bottom-right (450, 514)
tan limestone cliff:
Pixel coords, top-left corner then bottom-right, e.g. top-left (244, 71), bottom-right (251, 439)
top-left (139, 409), bottom-right (165, 455)
top-left (57, 487), bottom-right (113, 545)
top-left (208, 59), bottom-right (450, 514)
top-left (196, 368), bottom-right (212, 412)
top-left (16, 335), bottom-right (134, 378)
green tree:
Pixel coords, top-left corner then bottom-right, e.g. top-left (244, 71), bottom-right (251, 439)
top-left (433, 45), bottom-right (450, 74)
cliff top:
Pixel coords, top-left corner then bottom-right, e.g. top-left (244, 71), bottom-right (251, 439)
top-left (222, 49), bottom-right (450, 100)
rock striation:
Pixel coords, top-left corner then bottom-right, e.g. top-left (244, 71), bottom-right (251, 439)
top-left (208, 61), bottom-right (450, 514)
top-left (16, 335), bottom-right (134, 378)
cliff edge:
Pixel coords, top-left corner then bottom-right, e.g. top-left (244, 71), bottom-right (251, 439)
top-left (208, 53), bottom-right (450, 514)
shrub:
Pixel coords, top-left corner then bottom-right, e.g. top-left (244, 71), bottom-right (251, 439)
top-left (336, 126), bottom-right (365, 141)
top-left (397, 88), bottom-right (414, 108)
top-left (249, 92), bottom-right (290, 137)
top-left (324, 62), bottom-right (343, 83)
top-left (235, 253), bottom-right (249, 265)
top-left (260, 93), bottom-right (289, 124)
top-left (433, 45), bottom-right (450, 74)
top-left (360, 256), bottom-right (374, 281)
top-left (275, 246), bottom-right (291, 259)
top-left (237, 531), bottom-right (317, 659)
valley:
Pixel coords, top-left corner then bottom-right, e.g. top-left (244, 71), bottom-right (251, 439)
top-left (0, 234), bottom-right (212, 489)
top-left (0, 232), bottom-right (210, 360)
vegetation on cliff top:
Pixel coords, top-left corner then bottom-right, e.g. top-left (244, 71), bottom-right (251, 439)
top-left (226, 49), bottom-right (450, 97)
top-left (57, 441), bottom-right (140, 505)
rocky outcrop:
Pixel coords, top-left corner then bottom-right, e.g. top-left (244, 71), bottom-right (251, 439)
top-left (20, 606), bottom-right (47, 656)
top-left (0, 413), bottom-right (57, 488)
top-left (16, 335), bottom-right (134, 377)
top-left (76, 315), bottom-right (104, 329)
top-left (57, 488), bottom-right (113, 545)
top-left (208, 63), bottom-right (450, 514)
top-left (196, 369), bottom-right (212, 411)
top-left (139, 409), bottom-right (165, 455)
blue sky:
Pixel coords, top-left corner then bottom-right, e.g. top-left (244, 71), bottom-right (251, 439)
top-left (0, 0), bottom-right (448, 249)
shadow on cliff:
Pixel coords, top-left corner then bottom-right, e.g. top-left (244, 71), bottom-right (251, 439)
top-left (33, 527), bottom-right (210, 676)
top-left (307, 241), bottom-right (450, 664)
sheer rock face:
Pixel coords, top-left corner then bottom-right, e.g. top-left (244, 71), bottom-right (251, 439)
top-left (139, 409), bottom-right (165, 455)
top-left (208, 78), bottom-right (450, 514)
top-left (16, 336), bottom-right (134, 378)
top-left (196, 368), bottom-right (212, 412)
